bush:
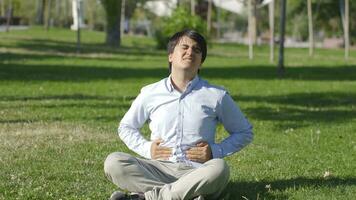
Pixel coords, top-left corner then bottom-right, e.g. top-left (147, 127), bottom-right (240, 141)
top-left (154, 7), bottom-right (207, 49)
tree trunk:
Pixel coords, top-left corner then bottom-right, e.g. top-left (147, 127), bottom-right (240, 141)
top-left (120, 0), bottom-right (125, 37)
top-left (54, 0), bottom-right (61, 26)
top-left (5, 1), bottom-right (13, 32)
top-left (278, 0), bottom-right (286, 76)
top-left (63, 0), bottom-right (68, 26)
top-left (248, 0), bottom-right (256, 60)
top-left (102, 0), bottom-right (121, 47)
top-left (307, 0), bottom-right (314, 57)
top-left (268, 0), bottom-right (275, 62)
top-left (344, 0), bottom-right (349, 60)
top-left (217, 1), bottom-right (221, 39)
top-left (1, 0), bottom-right (5, 16)
top-left (35, 0), bottom-right (45, 25)
top-left (45, 0), bottom-right (52, 30)
top-left (207, 0), bottom-right (212, 34)
top-left (76, 0), bottom-right (81, 53)
top-left (191, 0), bottom-right (195, 16)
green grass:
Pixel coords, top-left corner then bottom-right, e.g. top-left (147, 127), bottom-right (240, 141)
top-left (1, 26), bottom-right (355, 199)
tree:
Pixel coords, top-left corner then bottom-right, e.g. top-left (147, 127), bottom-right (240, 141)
top-left (248, 0), bottom-right (257, 60)
top-left (307, 0), bottom-right (314, 56)
top-left (207, 0), bottom-right (211, 34)
top-left (1, 0), bottom-right (5, 16)
top-left (44, 0), bottom-right (52, 30)
top-left (278, 0), bottom-right (286, 76)
top-left (101, 0), bottom-right (122, 47)
top-left (5, 0), bottom-right (13, 32)
top-left (120, 0), bottom-right (125, 37)
top-left (191, 0), bottom-right (195, 15)
top-left (35, 0), bottom-right (45, 24)
top-left (155, 7), bottom-right (207, 49)
top-left (269, 0), bottom-right (275, 62)
top-left (343, 0), bottom-right (349, 60)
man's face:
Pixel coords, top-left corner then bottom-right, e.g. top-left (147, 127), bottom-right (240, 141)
top-left (169, 36), bottom-right (203, 74)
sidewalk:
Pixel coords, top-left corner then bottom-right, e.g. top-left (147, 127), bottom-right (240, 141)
top-left (0, 25), bottom-right (29, 32)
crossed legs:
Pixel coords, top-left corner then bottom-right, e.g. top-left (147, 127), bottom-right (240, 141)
top-left (104, 152), bottom-right (230, 200)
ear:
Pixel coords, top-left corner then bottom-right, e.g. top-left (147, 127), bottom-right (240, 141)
top-left (168, 53), bottom-right (173, 62)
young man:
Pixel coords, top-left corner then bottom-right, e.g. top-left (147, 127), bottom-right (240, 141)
top-left (104, 30), bottom-right (253, 200)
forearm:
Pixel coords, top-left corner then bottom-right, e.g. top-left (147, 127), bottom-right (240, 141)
top-left (118, 123), bottom-right (153, 159)
top-left (210, 128), bottom-right (253, 158)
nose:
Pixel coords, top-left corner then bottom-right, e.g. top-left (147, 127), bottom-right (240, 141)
top-left (186, 47), bottom-right (194, 55)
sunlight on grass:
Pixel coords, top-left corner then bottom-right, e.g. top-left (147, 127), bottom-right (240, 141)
top-left (0, 27), bottom-right (355, 199)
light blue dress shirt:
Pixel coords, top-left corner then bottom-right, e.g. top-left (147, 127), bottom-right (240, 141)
top-left (118, 76), bottom-right (253, 167)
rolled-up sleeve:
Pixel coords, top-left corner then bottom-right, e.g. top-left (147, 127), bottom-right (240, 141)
top-left (211, 92), bottom-right (253, 158)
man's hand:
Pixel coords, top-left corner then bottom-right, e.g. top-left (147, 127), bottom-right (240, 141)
top-left (151, 139), bottom-right (172, 160)
top-left (186, 141), bottom-right (212, 163)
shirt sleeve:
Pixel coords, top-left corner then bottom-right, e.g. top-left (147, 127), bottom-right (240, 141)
top-left (118, 91), bottom-right (153, 159)
top-left (210, 92), bottom-right (253, 158)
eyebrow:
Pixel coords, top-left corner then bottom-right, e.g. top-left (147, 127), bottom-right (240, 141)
top-left (180, 43), bottom-right (200, 49)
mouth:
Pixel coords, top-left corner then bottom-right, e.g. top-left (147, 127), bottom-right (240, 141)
top-left (184, 57), bottom-right (193, 61)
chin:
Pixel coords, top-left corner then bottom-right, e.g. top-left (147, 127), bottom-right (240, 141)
top-left (182, 66), bottom-right (197, 70)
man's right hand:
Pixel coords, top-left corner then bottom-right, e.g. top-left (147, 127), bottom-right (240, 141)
top-left (150, 139), bottom-right (172, 160)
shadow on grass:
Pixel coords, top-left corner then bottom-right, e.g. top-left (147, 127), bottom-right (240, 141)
top-left (245, 106), bottom-right (356, 130)
top-left (226, 177), bottom-right (356, 199)
top-left (203, 66), bottom-right (356, 81)
top-left (0, 114), bottom-right (121, 124)
top-left (0, 94), bottom-right (136, 124)
top-left (0, 62), bottom-right (168, 81)
top-left (231, 92), bottom-right (356, 129)
top-left (1, 38), bottom-right (165, 57)
top-left (0, 94), bottom-right (136, 102)
top-left (235, 92), bottom-right (356, 107)
top-left (1, 59), bottom-right (356, 81)
top-left (0, 52), bottom-right (165, 63)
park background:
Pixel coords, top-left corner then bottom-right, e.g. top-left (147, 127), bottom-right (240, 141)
top-left (0, 0), bottom-right (355, 199)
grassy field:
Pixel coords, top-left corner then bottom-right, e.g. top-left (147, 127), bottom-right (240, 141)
top-left (0, 27), bottom-right (355, 200)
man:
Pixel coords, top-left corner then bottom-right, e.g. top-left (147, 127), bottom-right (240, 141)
top-left (104, 29), bottom-right (253, 200)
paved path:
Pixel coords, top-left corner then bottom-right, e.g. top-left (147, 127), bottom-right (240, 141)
top-left (0, 25), bottom-right (29, 32)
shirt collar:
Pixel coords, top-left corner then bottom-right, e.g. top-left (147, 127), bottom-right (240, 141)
top-left (166, 75), bottom-right (175, 92)
top-left (165, 75), bottom-right (200, 93)
top-left (185, 75), bottom-right (199, 94)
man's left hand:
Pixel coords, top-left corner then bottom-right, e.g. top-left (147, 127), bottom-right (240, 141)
top-left (186, 141), bottom-right (212, 163)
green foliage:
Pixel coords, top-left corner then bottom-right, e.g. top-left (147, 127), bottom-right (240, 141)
top-left (85, 0), bottom-right (107, 31)
top-left (1, 0), bottom-right (35, 24)
top-left (154, 7), bottom-right (207, 49)
top-left (1, 0), bottom-right (103, 28)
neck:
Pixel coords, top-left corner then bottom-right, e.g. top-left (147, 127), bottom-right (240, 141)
top-left (170, 71), bottom-right (196, 93)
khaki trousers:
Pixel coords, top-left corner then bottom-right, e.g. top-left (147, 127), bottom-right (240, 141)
top-left (104, 152), bottom-right (230, 200)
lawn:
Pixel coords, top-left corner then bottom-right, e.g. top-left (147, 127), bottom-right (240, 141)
top-left (0, 27), bottom-right (355, 200)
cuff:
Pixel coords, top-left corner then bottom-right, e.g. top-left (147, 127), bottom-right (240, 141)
top-left (209, 143), bottom-right (223, 158)
top-left (142, 141), bottom-right (153, 159)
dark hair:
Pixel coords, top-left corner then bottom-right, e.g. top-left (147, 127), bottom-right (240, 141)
top-left (167, 29), bottom-right (207, 71)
